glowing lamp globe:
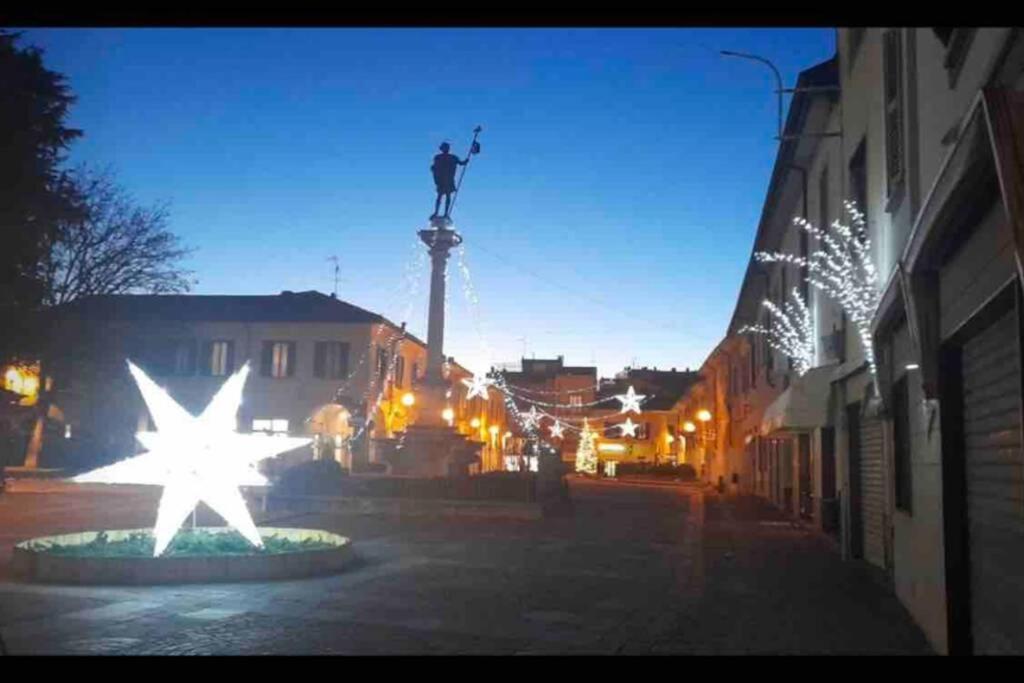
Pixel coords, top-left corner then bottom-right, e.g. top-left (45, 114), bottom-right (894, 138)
top-left (683, 421), bottom-right (697, 433)
top-left (697, 409), bottom-right (712, 422)
top-left (401, 392), bottom-right (416, 407)
top-left (470, 417), bottom-right (481, 429)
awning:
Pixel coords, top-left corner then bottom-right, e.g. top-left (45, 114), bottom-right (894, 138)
top-left (760, 364), bottom-right (834, 436)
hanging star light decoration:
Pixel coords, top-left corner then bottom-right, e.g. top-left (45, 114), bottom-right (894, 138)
top-left (549, 420), bottom-right (565, 439)
top-left (522, 405), bottom-right (541, 430)
top-left (614, 385), bottom-right (646, 415)
top-left (73, 361), bottom-right (311, 557)
top-left (461, 374), bottom-right (492, 400)
top-left (618, 417), bottom-right (639, 437)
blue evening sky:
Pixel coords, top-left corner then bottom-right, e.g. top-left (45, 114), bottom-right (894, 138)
top-left (24, 28), bottom-right (835, 377)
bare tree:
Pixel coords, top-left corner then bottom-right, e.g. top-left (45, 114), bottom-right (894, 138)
top-left (40, 165), bottom-right (194, 306)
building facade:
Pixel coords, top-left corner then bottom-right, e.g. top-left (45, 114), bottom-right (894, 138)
top-left (687, 28), bottom-right (1024, 654)
top-left (40, 290), bottom-right (511, 475)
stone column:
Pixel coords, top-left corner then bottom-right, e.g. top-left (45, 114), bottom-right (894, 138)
top-left (416, 221), bottom-right (463, 424)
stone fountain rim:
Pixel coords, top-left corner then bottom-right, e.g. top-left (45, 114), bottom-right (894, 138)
top-left (11, 526), bottom-right (355, 585)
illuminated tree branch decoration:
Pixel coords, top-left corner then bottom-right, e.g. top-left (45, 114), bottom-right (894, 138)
top-left (739, 287), bottom-right (815, 376)
top-left (753, 200), bottom-right (880, 376)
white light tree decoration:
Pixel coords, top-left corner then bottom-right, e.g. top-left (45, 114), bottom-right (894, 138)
top-left (574, 419), bottom-right (598, 475)
top-left (753, 200), bottom-right (880, 376)
top-left (738, 287), bottom-right (815, 377)
top-left (73, 361), bottom-right (311, 556)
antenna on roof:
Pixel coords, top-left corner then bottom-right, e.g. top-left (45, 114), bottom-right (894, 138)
top-left (328, 256), bottom-right (340, 299)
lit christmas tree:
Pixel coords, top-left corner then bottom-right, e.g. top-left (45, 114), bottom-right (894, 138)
top-left (574, 419), bottom-right (598, 475)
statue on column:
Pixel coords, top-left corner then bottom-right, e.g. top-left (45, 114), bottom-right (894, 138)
top-left (431, 142), bottom-right (468, 220)
top-left (430, 128), bottom-right (482, 224)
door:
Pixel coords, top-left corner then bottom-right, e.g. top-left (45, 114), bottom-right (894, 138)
top-left (847, 404), bottom-right (864, 559)
top-left (799, 433), bottom-right (812, 520)
top-left (859, 412), bottom-right (887, 570)
top-left (822, 426), bottom-right (839, 534)
top-left (961, 304), bottom-right (1024, 653)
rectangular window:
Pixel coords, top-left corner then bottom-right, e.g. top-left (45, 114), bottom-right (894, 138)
top-left (892, 375), bottom-right (912, 513)
top-left (819, 164), bottom-right (830, 232)
top-left (207, 340), bottom-right (233, 376)
top-left (252, 418), bottom-right (289, 434)
top-left (569, 395), bottom-right (583, 407)
top-left (313, 341), bottom-right (349, 379)
top-left (260, 341), bottom-right (295, 378)
top-left (636, 422), bottom-right (650, 440)
top-left (883, 29), bottom-right (905, 200)
top-left (850, 138), bottom-right (868, 227)
top-left (412, 362), bottom-right (420, 384)
top-left (376, 346), bottom-right (389, 386)
top-left (171, 339), bottom-right (196, 376)
top-left (395, 355), bottom-right (405, 388)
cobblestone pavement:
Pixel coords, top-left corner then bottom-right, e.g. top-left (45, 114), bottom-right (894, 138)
top-left (0, 478), bottom-right (933, 655)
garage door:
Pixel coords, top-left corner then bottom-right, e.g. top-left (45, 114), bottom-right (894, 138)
top-left (859, 416), bottom-right (886, 570)
top-left (962, 306), bottom-right (1024, 654)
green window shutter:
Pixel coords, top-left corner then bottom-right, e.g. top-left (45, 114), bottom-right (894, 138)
top-left (200, 341), bottom-right (214, 376)
top-left (225, 341), bottom-right (235, 374)
top-left (314, 342), bottom-right (326, 378)
top-left (260, 342), bottom-right (273, 377)
top-left (287, 342), bottom-right (297, 377)
top-left (338, 342), bottom-right (350, 379)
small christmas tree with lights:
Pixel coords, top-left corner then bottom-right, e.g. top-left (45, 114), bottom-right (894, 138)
top-left (574, 419), bottom-right (598, 475)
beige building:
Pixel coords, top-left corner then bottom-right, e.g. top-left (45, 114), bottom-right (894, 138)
top-left (41, 290), bottom-right (510, 475)
top-left (688, 29), bottom-right (1024, 654)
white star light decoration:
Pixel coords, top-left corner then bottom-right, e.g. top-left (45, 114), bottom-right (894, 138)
top-left (549, 420), bottom-right (565, 439)
top-left (461, 374), bottom-right (492, 400)
top-left (614, 385), bottom-right (646, 415)
top-left (73, 361), bottom-right (311, 557)
top-left (522, 405), bottom-right (541, 430)
top-left (618, 418), bottom-right (639, 438)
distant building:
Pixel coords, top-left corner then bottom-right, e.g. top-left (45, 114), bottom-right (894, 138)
top-left (38, 290), bottom-right (509, 474)
top-left (493, 356), bottom-right (597, 461)
top-left (591, 367), bottom-right (702, 467)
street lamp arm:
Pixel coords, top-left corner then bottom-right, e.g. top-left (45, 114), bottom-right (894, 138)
top-left (720, 50), bottom-right (785, 141)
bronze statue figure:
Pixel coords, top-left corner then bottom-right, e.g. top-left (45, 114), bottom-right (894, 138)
top-left (431, 141), bottom-right (469, 220)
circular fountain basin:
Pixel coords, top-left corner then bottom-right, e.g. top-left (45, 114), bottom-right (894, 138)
top-left (11, 527), bottom-right (354, 585)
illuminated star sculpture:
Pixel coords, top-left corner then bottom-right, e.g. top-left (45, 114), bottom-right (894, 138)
top-left (461, 374), bottom-right (492, 400)
top-left (614, 385), bottom-right (646, 415)
top-left (522, 405), bottom-right (542, 430)
top-left (549, 420), bottom-right (565, 439)
top-left (74, 361), bottom-right (311, 557)
top-left (618, 418), bottom-right (639, 437)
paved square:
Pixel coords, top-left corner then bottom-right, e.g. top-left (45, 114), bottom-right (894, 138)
top-left (0, 478), bottom-right (933, 654)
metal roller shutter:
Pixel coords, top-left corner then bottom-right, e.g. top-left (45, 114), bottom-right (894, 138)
top-left (859, 417), bottom-right (886, 570)
top-left (962, 307), bottom-right (1024, 654)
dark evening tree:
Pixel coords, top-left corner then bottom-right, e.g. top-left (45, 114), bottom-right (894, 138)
top-left (41, 165), bottom-right (194, 306)
top-left (0, 31), bottom-right (82, 360)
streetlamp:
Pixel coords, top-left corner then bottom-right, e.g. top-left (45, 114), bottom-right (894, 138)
top-left (720, 50), bottom-right (784, 141)
top-left (401, 392), bottom-right (415, 407)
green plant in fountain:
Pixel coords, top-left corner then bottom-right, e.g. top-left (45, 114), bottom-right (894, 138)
top-left (29, 529), bottom-right (338, 557)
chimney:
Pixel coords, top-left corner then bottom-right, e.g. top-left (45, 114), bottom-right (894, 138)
top-left (401, 321), bottom-right (407, 331)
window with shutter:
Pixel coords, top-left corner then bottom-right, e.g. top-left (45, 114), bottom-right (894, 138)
top-left (883, 30), bottom-right (904, 199)
top-left (264, 341), bottom-right (293, 378)
top-left (260, 341), bottom-right (273, 377)
top-left (313, 342), bottom-right (326, 378)
top-left (395, 355), bottom-right (405, 388)
top-left (209, 340), bottom-right (231, 376)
